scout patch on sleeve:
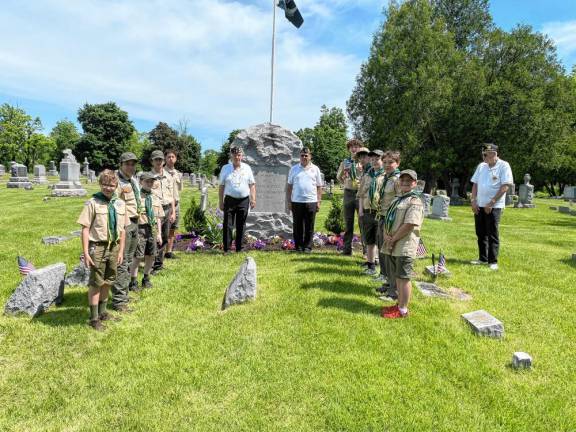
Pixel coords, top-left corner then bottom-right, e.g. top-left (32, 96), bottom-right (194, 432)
top-left (122, 186), bottom-right (132, 194)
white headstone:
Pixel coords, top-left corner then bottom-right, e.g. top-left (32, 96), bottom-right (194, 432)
top-left (461, 310), bottom-right (504, 338)
top-left (6, 164), bottom-right (32, 189)
top-left (52, 149), bottom-right (87, 197)
top-left (427, 195), bottom-right (451, 221)
top-left (33, 164), bottom-right (49, 184)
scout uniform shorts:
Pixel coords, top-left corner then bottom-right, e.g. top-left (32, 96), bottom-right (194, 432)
top-left (170, 201), bottom-right (180, 230)
top-left (362, 210), bottom-right (378, 245)
top-left (88, 242), bottom-right (119, 288)
top-left (135, 224), bottom-right (157, 259)
top-left (385, 255), bottom-right (415, 280)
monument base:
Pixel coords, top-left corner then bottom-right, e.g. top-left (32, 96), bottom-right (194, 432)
top-left (52, 188), bottom-right (87, 197)
top-left (245, 212), bottom-right (293, 239)
top-left (33, 176), bottom-right (49, 184)
top-left (7, 177), bottom-right (32, 188)
top-left (48, 170), bottom-right (59, 176)
top-left (426, 214), bottom-right (452, 221)
top-left (514, 203), bottom-right (535, 208)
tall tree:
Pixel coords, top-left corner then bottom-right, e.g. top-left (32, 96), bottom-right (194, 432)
top-left (0, 104), bottom-right (42, 166)
top-left (75, 102), bottom-right (135, 171)
top-left (199, 149), bottom-right (219, 176)
top-left (50, 119), bottom-right (80, 161)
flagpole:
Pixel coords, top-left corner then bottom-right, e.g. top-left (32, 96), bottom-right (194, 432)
top-left (269, 0), bottom-right (276, 124)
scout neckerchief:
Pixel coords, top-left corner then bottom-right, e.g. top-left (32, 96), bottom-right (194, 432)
top-left (379, 168), bottom-right (401, 200)
top-left (345, 157), bottom-right (357, 181)
top-left (93, 192), bottom-right (119, 244)
top-left (140, 189), bottom-right (156, 227)
top-left (384, 190), bottom-right (420, 234)
top-left (368, 167), bottom-right (385, 206)
top-left (119, 170), bottom-right (143, 215)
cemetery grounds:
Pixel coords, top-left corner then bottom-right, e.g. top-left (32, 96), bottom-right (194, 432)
top-left (0, 183), bottom-right (575, 431)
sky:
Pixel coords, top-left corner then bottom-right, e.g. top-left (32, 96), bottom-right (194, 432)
top-left (1, 0), bottom-right (575, 151)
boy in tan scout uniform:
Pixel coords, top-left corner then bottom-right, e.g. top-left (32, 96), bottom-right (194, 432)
top-left (357, 150), bottom-right (386, 275)
top-left (77, 169), bottom-right (127, 331)
top-left (164, 149), bottom-right (183, 259)
top-left (381, 169), bottom-right (424, 319)
top-left (150, 150), bottom-right (176, 273)
top-left (130, 172), bottom-right (164, 289)
top-left (113, 152), bottom-right (141, 311)
top-left (375, 150), bottom-right (402, 298)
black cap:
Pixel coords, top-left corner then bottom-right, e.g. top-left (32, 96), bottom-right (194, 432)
top-left (482, 143), bottom-right (498, 153)
top-left (230, 146), bottom-right (243, 154)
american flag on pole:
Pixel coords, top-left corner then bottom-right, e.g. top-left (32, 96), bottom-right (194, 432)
top-left (437, 253), bottom-right (446, 274)
top-left (416, 238), bottom-right (427, 258)
top-left (18, 256), bottom-right (35, 276)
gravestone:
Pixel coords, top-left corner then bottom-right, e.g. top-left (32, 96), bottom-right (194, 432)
top-left (6, 163), bottom-right (32, 189)
top-left (82, 158), bottom-right (89, 176)
top-left (65, 263), bottom-right (90, 287)
top-left (427, 195), bottom-right (451, 221)
top-left (421, 193), bottom-right (433, 216)
top-left (233, 123), bottom-right (301, 238)
top-left (415, 180), bottom-right (426, 194)
top-left (515, 173), bottom-right (535, 208)
top-left (222, 257), bottom-right (257, 310)
top-left (190, 173), bottom-right (196, 186)
top-left (320, 172), bottom-right (325, 187)
top-left (329, 179), bottom-right (334, 198)
top-left (4, 263), bottom-right (66, 317)
top-left (563, 185), bottom-right (576, 201)
top-left (211, 175), bottom-right (218, 187)
top-left (436, 189), bottom-right (447, 196)
top-left (0, 164), bottom-right (5, 176)
top-left (52, 149), bottom-right (87, 197)
top-left (42, 236), bottom-right (68, 245)
top-left (415, 282), bottom-right (450, 298)
top-left (559, 206), bottom-right (570, 214)
top-left (48, 160), bottom-right (58, 176)
top-left (200, 186), bottom-right (208, 211)
top-left (88, 170), bottom-right (96, 183)
top-left (461, 310), bottom-right (504, 338)
top-left (450, 178), bottom-right (462, 205)
top-left (505, 183), bottom-right (516, 206)
top-left (33, 165), bottom-right (49, 184)
top-left (512, 352), bottom-right (532, 369)
top-left (198, 176), bottom-right (205, 191)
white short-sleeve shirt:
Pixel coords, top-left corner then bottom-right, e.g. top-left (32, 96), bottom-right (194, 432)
top-left (219, 162), bottom-right (255, 199)
top-left (471, 159), bottom-right (514, 208)
top-left (288, 163), bottom-right (323, 203)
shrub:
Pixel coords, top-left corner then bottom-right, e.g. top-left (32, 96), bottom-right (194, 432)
top-left (324, 195), bottom-right (345, 234)
top-left (183, 196), bottom-right (207, 234)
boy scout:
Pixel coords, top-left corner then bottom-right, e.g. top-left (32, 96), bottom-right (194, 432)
top-left (113, 152), bottom-right (141, 310)
top-left (381, 169), bottom-right (424, 319)
top-left (77, 169), bottom-right (127, 331)
top-left (150, 150), bottom-right (176, 273)
top-left (375, 150), bottom-right (401, 298)
top-left (130, 172), bottom-right (164, 289)
top-left (357, 150), bottom-right (385, 275)
top-left (164, 149), bottom-right (182, 259)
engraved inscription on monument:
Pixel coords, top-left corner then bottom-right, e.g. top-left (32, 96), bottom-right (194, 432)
top-left (255, 170), bottom-right (289, 213)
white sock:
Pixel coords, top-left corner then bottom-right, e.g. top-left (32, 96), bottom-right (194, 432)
top-left (399, 306), bottom-right (408, 315)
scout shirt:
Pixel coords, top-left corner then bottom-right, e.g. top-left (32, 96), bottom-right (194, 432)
top-left (77, 196), bottom-right (126, 242)
top-left (383, 195), bottom-right (424, 258)
top-left (116, 170), bottom-right (140, 219)
top-left (137, 191), bottom-right (165, 225)
top-left (377, 172), bottom-right (401, 218)
top-left (336, 159), bottom-right (363, 191)
top-left (356, 168), bottom-right (387, 211)
top-left (151, 169), bottom-right (175, 207)
top-left (165, 167), bottom-right (183, 203)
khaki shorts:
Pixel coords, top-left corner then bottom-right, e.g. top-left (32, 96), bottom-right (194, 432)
top-left (88, 242), bottom-right (119, 288)
top-left (170, 201), bottom-right (180, 230)
top-left (385, 255), bottom-right (415, 280)
top-left (135, 224), bottom-right (157, 259)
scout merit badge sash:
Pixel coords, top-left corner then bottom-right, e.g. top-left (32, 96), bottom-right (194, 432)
top-left (93, 192), bottom-right (119, 245)
top-left (384, 191), bottom-right (420, 234)
top-left (368, 167), bottom-right (385, 206)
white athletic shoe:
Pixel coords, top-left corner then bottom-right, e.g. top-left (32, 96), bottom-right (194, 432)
top-left (470, 260), bottom-right (488, 265)
top-left (489, 263), bottom-right (499, 271)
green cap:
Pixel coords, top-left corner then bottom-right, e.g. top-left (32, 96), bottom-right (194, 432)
top-left (120, 152), bottom-right (138, 163)
top-left (140, 171), bottom-right (156, 181)
top-left (150, 150), bottom-right (164, 160)
top-left (399, 169), bottom-right (417, 180)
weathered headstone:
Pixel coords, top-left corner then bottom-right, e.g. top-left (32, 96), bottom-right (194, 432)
top-left (190, 173), bottom-right (196, 186)
top-left (421, 193), bottom-right (433, 216)
top-left (450, 178), bottom-right (462, 205)
top-left (329, 179), bottom-right (334, 197)
top-left (512, 352), bottom-right (532, 369)
top-left (559, 206), bottom-right (571, 214)
top-left (52, 149), bottom-right (87, 197)
top-left (427, 195), bottom-right (452, 221)
top-left (42, 236), bottom-right (68, 245)
top-left (82, 157), bottom-right (90, 176)
top-left (65, 263), bottom-right (90, 287)
top-left (0, 164), bottom-right (5, 176)
top-left (200, 186), bottom-right (208, 211)
top-left (4, 263), bottom-right (66, 317)
top-left (415, 282), bottom-right (450, 298)
top-left (563, 185), bottom-right (576, 200)
top-left (48, 160), bottom-right (58, 176)
top-left (505, 183), bottom-right (516, 206)
top-left (88, 170), bottom-right (96, 183)
top-left (515, 173), bottom-right (535, 208)
top-left (33, 165), bottom-right (49, 184)
top-left (233, 123), bottom-right (301, 238)
top-left (461, 309), bottom-right (504, 338)
top-left (6, 163), bottom-right (32, 189)
top-left (221, 257), bottom-right (257, 310)
top-left (198, 176), bottom-right (205, 191)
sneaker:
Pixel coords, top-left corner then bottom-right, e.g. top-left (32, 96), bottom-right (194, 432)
top-left (382, 306), bottom-right (408, 319)
top-left (363, 267), bottom-right (377, 275)
top-left (88, 319), bottom-right (105, 331)
top-left (489, 263), bottom-right (499, 271)
top-left (142, 276), bottom-right (153, 289)
top-left (129, 280), bottom-right (140, 292)
top-left (99, 312), bottom-right (121, 322)
top-left (165, 252), bottom-right (178, 259)
top-left (470, 260), bottom-right (488, 265)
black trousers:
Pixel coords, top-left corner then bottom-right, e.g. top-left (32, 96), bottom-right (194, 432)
top-left (223, 195), bottom-right (250, 252)
top-left (474, 208), bottom-right (502, 264)
top-left (153, 205), bottom-right (172, 270)
top-left (292, 202), bottom-right (317, 250)
top-left (342, 189), bottom-right (359, 254)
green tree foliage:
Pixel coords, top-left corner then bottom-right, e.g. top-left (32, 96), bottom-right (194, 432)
top-left (324, 194), bottom-right (345, 235)
top-left (126, 131), bottom-right (150, 163)
top-left (49, 119), bottom-right (80, 160)
top-left (0, 104), bottom-right (43, 166)
top-left (75, 102), bottom-right (135, 171)
top-left (200, 149), bottom-right (219, 176)
top-left (216, 129), bottom-right (241, 175)
top-left (183, 196), bottom-right (207, 234)
top-left (22, 134), bottom-right (56, 168)
top-left (295, 105), bottom-right (348, 181)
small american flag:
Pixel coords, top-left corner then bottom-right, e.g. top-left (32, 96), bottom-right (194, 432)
top-left (80, 253), bottom-right (86, 265)
top-left (416, 238), bottom-right (427, 258)
top-left (437, 253), bottom-right (446, 274)
top-left (18, 256), bottom-right (36, 276)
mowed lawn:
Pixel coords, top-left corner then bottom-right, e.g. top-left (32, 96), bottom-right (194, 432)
top-left (0, 180), bottom-right (575, 432)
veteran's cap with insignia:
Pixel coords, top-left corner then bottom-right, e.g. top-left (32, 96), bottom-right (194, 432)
top-left (482, 143), bottom-right (498, 153)
top-left (150, 150), bottom-right (164, 160)
top-left (120, 152), bottom-right (138, 163)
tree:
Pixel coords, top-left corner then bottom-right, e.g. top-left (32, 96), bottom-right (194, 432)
top-left (22, 134), bottom-right (56, 168)
top-left (431, 0), bottom-right (492, 50)
top-left (75, 102), bottom-right (135, 171)
top-left (126, 131), bottom-right (150, 163)
top-left (0, 104), bottom-right (42, 165)
top-left (50, 119), bottom-right (80, 160)
top-left (200, 149), bottom-right (219, 176)
top-left (216, 129), bottom-right (241, 175)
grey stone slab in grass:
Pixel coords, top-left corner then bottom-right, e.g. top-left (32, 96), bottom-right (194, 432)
top-left (461, 309), bottom-right (504, 338)
top-left (222, 257), bottom-right (257, 310)
top-left (65, 263), bottom-right (90, 286)
top-left (559, 206), bottom-right (571, 214)
top-left (512, 352), bottom-right (532, 369)
top-left (42, 236), bottom-right (69, 245)
top-left (6, 163), bottom-right (32, 189)
top-left (416, 281), bottom-right (450, 298)
top-left (4, 263), bottom-right (66, 317)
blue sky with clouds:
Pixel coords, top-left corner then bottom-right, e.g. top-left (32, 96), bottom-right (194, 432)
top-left (1, 0), bottom-right (575, 151)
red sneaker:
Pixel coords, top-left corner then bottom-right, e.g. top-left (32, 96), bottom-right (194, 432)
top-left (382, 307), bottom-right (408, 319)
top-left (381, 304), bottom-right (398, 316)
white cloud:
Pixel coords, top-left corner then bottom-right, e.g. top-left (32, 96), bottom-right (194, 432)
top-left (542, 20), bottom-right (576, 59)
top-left (0, 0), bottom-right (372, 143)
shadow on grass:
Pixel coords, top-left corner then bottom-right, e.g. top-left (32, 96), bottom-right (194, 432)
top-left (317, 297), bottom-right (380, 316)
top-left (300, 280), bottom-right (373, 296)
top-left (296, 266), bottom-right (370, 278)
top-left (291, 255), bottom-right (352, 266)
top-left (542, 218), bottom-right (576, 228)
top-left (36, 290), bottom-right (87, 327)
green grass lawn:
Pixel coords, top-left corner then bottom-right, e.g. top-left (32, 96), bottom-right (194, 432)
top-left (0, 180), bottom-right (575, 431)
